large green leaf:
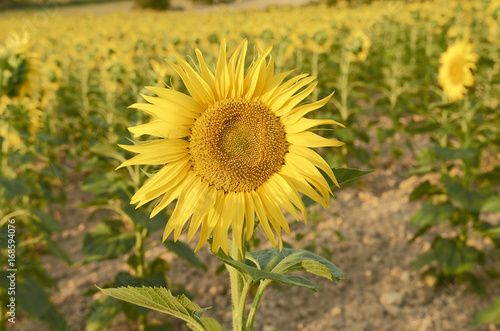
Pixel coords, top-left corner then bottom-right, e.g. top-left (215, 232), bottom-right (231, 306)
top-left (98, 286), bottom-right (221, 331)
top-left (410, 201), bottom-right (455, 227)
top-left (17, 277), bottom-right (50, 317)
top-left (39, 302), bottom-right (70, 331)
top-left (248, 248), bottom-right (343, 282)
top-left (82, 220), bottom-right (136, 262)
top-left (409, 180), bottom-right (442, 201)
top-left (433, 238), bottom-right (479, 275)
top-left (431, 146), bottom-right (479, 160)
top-left (0, 177), bottom-right (30, 199)
top-left (441, 176), bottom-right (495, 212)
top-left (32, 209), bottom-right (62, 233)
top-left (46, 238), bottom-right (72, 265)
top-left (164, 240), bottom-right (207, 271)
top-left (215, 249), bottom-right (316, 291)
top-left (471, 297), bottom-right (500, 328)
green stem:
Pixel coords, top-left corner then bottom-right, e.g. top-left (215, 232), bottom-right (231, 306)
top-left (0, 298), bottom-right (5, 331)
top-left (139, 314), bottom-right (147, 331)
top-left (311, 47), bottom-right (319, 102)
top-left (134, 227), bottom-right (147, 278)
top-left (339, 49), bottom-right (350, 122)
top-left (246, 280), bottom-right (271, 331)
top-left (229, 239), bottom-right (246, 331)
top-left (1, 123), bottom-right (9, 170)
top-left (134, 226), bottom-right (148, 330)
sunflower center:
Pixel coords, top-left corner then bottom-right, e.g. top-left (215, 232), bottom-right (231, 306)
top-left (189, 98), bottom-right (288, 192)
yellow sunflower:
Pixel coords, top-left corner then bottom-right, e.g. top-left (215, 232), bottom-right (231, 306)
top-left (438, 39), bottom-right (478, 102)
top-left (345, 29), bottom-right (371, 62)
top-left (118, 40), bottom-right (344, 255)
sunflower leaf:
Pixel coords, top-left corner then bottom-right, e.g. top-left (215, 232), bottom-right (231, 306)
top-left (471, 297), bottom-right (500, 328)
top-left (331, 167), bottom-right (374, 186)
top-left (248, 248), bottom-right (344, 282)
top-left (214, 249), bottom-right (317, 291)
top-left (98, 286), bottom-right (218, 331)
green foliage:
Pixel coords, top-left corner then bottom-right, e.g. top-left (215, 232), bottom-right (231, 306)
top-left (98, 286), bottom-right (223, 331)
top-left (135, 0), bottom-right (170, 10)
top-left (471, 297), bottom-right (500, 328)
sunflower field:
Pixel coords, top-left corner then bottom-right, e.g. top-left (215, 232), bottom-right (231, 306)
top-left (1, 0), bottom-right (500, 330)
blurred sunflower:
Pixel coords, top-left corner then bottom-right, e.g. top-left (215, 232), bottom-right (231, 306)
top-left (345, 29), bottom-right (371, 62)
top-left (438, 39), bottom-right (478, 102)
top-left (119, 40), bottom-right (344, 254)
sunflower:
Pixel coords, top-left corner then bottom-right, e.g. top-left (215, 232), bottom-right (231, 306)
top-left (118, 40), bottom-right (344, 255)
top-left (345, 29), bottom-right (371, 62)
top-left (438, 39), bottom-right (478, 102)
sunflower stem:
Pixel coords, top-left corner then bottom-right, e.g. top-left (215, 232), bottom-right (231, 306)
top-left (229, 239), bottom-right (246, 331)
top-left (246, 280), bottom-right (271, 331)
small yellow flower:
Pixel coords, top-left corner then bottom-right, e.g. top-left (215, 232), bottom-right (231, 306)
top-left (119, 40), bottom-right (344, 255)
top-left (438, 39), bottom-right (479, 102)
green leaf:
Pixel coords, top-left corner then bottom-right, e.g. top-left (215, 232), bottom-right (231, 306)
top-left (481, 196), bottom-right (500, 212)
top-left (412, 251), bottom-right (435, 271)
top-left (215, 249), bottom-right (317, 291)
top-left (0, 177), bottom-right (30, 199)
top-left (331, 167), bottom-right (374, 186)
top-left (248, 248), bottom-right (343, 282)
top-left (98, 286), bottom-right (218, 331)
top-left (410, 201), bottom-right (455, 227)
top-left (431, 146), bottom-right (479, 160)
top-left (81, 172), bottom-right (128, 196)
top-left (471, 297), bottom-right (500, 328)
top-left (408, 225), bottom-right (432, 243)
top-left (441, 176), bottom-right (496, 212)
top-left (477, 166), bottom-right (500, 186)
top-left (17, 277), bottom-right (50, 317)
top-left (164, 240), bottom-right (207, 271)
top-left (46, 239), bottom-right (72, 265)
top-left (85, 296), bottom-right (123, 331)
top-left (409, 181), bottom-right (442, 201)
top-left (39, 302), bottom-right (70, 331)
top-left (32, 209), bottom-right (62, 233)
top-left (433, 238), bottom-right (479, 275)
top-left (377, 128), bottom-right (395, 143)
top-left (82, 220), bottom-right (136, 261)
top-left (123, 204), bottom-right (165, 232)
top-left (464, 273), bottom-right (486, 297)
